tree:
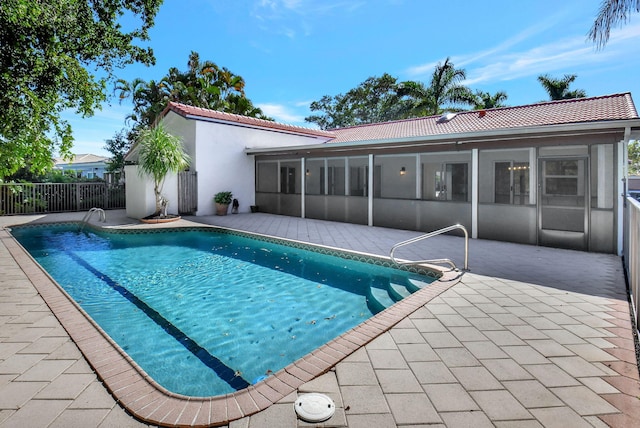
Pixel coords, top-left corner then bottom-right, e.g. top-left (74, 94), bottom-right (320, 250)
top-left (537, 74), bottom-right (587, 100)
top-left (103, 129), bottom-right (131, 176)
top-left (0, 0), bottom-right (162, 180)
top-left (136, 123), bottom-right (190, 217)
top-left (306, 74), bottom-right (403, 129)
top-left (396, 58), bottom-right (476, 117)
top-left (116, 51), bottom-right (270, 131)
top-left (628, 140), bottom-right (640, 175)
top-left (398, 58), bottom-right (476, 117)
top-left (115, 77), bottom-right (169, 128)
top-left (589, 0), bottom-right (640, 48)
top-left (305, 59), bottom-right (476, 129)
top-left (395, 81), bottom-right (434, 117)
top-left (473, 90), bottom-right (508, 109)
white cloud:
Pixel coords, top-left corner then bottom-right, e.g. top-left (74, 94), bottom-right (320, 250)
top-left (257, 103), bottom-right (307, 124)
top-left (462, 27), bottom-right (636, 86)
top-left (605, 21), bottom-right (640, 45)
top-left (405, 60), bottom-right (440, 78)
top-left (405, 16), bottom-right (640, 89)
top-left (59, 104), bottom-right (133, 157)
top-left (294, 100), bottom-right (314, 107)
top-left (405, 10), bottom-right (567, 78)
top-left (251, 0), bottom-right (364, 37)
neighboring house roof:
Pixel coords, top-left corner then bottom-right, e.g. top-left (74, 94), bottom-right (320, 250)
top-left (328, 93), bottom-right (639, 143)
top-left (163, 102), bottom-right (335, 139)
top-left (54, 154), bottom-right (110, 166)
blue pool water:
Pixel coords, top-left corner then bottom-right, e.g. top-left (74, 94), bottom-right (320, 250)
top-left (11, 224), bottom-right (436, 397)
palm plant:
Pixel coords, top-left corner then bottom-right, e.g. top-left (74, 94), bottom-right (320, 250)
top-left (429, 58), bottom-right (476, 113)
top-left (136, 123), bottom-right (190, 217)
top-left (537, 74), bottom-right (586, 100)
top-left (396, 81), bottom-right (435, 117)
top-left (398, 58), bottom-right (475, 117)
top-left (589, 0), bottom-right (640, 48)
top-left (115, 51), bottom-right (264, 132)
top-left (473, 90), bottom-right (508, 109)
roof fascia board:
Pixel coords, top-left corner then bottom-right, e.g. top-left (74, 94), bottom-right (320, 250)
top-left (246, 119), bottom-right (640, 155)
top-left (181, 112), bottom-right (333, 141)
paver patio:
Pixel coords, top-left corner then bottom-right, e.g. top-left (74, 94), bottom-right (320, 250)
top-left (0, 211), bottom-right (638, 427)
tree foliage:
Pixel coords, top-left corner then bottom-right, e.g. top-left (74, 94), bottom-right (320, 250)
top-left (305, 73), bottom-right (403, 129)
top-left (0, 0), bottom-right (162, 180)
top-left (473, 90), bottom-right (508, 109)
top-left (103, 128), bottom-right (131, 175)
top-left (305, 59), bottom-right (477, 129)
top-left (628, 140), bottom-right (640, 175)
top-left (116, 51), bottom-right (270, 131)
top-left (398, 57), bottom-right (476, 117)
top-left (136, 123), bottom-right (190, 216)
top-left (537, 74), bottom-right (587, 100)
top-left (589, 0), bottom-right (640, 48)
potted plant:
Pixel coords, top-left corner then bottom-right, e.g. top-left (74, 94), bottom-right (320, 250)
top-left (214, 191), bottom-right (233, 215)
top-left (137, 123), bottom-right (190, 222)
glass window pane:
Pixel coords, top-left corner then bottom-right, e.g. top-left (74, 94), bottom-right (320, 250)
top-left (420, 152), bottom-right (471, 202)
top-left (512, 162), bottom-right (530, 205)
top-left (546, 178), bottom-right (578, 195)
top-left (494, 162), bottom-right (511, 204)
top-left (448, 163), bottom-right (469, 201)
top-left (546, 160), bottom-right (578, 176)
top-left (279, 160), bottom-right (300, 194)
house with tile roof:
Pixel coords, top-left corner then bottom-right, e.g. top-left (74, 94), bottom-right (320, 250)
top-left (54, 153), bottom-right (110, 179)
top-left (125, 94), bottom-right (640, 253)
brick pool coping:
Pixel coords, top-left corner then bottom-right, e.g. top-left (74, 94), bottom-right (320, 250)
top-left (1, 226), bottom-right (461, 427)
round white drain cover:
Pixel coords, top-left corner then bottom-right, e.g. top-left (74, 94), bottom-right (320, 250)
top-left (294, 393), bottom-right (335, 422)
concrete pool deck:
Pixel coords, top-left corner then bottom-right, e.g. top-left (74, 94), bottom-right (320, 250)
top-left (0, 210), bottom-right (639, 427)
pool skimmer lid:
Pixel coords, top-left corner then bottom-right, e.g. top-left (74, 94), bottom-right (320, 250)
top-left (294, 393), bottom-right (335, 422)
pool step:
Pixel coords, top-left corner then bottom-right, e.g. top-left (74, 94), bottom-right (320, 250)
top-left (367, 276), bottom-right (416, 314)
top-left (367, 276), bottom-right (435, 314)
top-left (366, 276), bottom-right (397, 314)
top-left (388, 281), bottom-right (412, 301)
top-left (406, 278), bottom-right (433, 293)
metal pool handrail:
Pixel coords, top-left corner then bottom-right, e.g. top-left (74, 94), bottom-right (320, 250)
top-left (79, 207), bottom-right (106, 231)
top-left (389, 224), bottom-right (469, 271)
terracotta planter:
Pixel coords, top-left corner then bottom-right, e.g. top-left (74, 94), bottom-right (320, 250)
top-left (215, 203), bottom-right (229, 216)
top-left (140, 215), bottom-right (181, 224)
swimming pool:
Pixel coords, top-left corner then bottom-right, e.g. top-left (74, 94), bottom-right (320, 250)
top-left (11, 224), bottom-right (438, 397)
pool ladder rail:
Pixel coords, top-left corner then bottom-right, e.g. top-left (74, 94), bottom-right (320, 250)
top-left (79, 207), bottom-right (106, 231)
top-left (389, 224), bottom-right (469, 272)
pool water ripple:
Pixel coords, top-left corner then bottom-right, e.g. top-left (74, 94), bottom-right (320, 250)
top-left (11, 225), bottom-right (435, 396)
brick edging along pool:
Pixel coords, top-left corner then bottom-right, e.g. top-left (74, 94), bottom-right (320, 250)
top-left (1, 227), bottom-right (461, 427)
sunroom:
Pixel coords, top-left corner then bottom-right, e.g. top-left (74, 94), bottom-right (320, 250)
top-left (248, 94), bottom-right (640, 254)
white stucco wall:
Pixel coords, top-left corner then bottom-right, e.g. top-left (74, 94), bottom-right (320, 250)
top-left (170, 113), bottom-right (326, 216)
top-left (124, 164), bottom-right (180, 219)
top-left (126, 111), bottom-right (326, 217)
top-left (125, 164), bottom-right (154, 218)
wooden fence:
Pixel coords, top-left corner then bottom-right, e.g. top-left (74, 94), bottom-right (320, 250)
top-left (0, 182), bottom-right (125, 215)
top-left (178, 171), bottom-right (198, 215)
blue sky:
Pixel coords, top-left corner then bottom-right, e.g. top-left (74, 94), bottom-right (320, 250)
top-left (66, 0), bottom-right (640, 157)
